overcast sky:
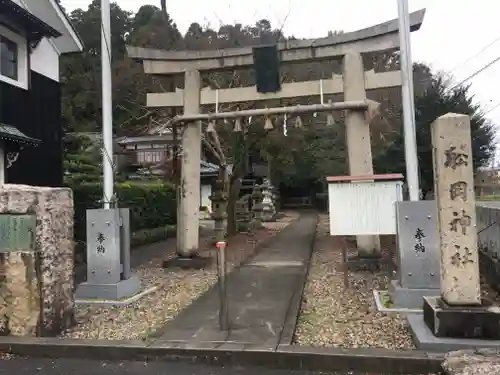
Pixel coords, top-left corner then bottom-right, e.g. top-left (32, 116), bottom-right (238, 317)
top-left (61, 0), bottom-right (500, 128)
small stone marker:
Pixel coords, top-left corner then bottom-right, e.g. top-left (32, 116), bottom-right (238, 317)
top-left (431, 113), bottom-right (481, 306)
top-left (75, 208), bottom-right (142, 302)
top-left (390, 200), bottom-right (440, 310)
top-left (86, 209), bottom-right (122, 285)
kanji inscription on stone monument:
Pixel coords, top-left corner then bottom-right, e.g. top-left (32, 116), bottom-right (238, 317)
top-left (414, 228), bottom-right (426, 253)
top-left (444, 146), bottom-right (469, 170)
top-left (449, 210), bottom-right (472, 235)
top-left (431, 113), bottom-right (481, 305)
top-left (96, 232), bottom-right (106, 254)
top-left (450, 244), bottom-right (474, 267)
top-left (449, 181), bottom-right (468, 201)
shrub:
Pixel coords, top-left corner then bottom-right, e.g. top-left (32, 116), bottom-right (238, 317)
top-left (131, 225), bottom-right (177, 248)
top-left (72, 181), bottom-right (177, 245)
top-left (64, 154), bottom-right (102, 175)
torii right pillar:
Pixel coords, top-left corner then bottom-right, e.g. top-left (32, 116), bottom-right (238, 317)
top-left (343, 51), bottom-right (381, 258)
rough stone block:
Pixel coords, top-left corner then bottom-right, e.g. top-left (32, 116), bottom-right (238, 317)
top-left (443, 349), bottom-right (500, 375)
top-left (0, 252), bottom-right (40, 335)
top-left (423, 296), bottom-right (500, 339)
top-left (0, 184), bottom-right (74, 336)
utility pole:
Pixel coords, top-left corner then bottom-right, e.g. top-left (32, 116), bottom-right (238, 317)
top-left (101, 0), bottom-right (114, 208)
top-left (397, 0), bottom-right (420, 201)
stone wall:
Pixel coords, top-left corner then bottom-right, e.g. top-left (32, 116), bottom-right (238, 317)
top-left (477, 202), bottom-right (500, 292)
top-left (0, 185), bottom-right (74, 336)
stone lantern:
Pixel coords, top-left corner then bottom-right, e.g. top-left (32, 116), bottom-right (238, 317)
top-left (261, 179), bottom-right (276, 222)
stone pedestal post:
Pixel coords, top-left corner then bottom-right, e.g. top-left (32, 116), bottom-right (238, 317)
top-left (261, 183), bottom-right (276, 222)
top-left (251, 184), bottom-right (263, 227)
top-left (210, 169), bottom-right (228, 243)
top-left (431, 113), bottom-right (481, 305)
top-left (343, 51), bottom-right (381, 258)
top-left (178, 70), bottom-right (201, 257)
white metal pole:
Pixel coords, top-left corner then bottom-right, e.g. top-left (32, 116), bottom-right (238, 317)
top-left (283, 113), bottom-right (287, 136)
top-left (101, 0), bottom-right (114, 208)
top-left (403, 0), bottom-right (416, 120)
top-left (397, 0), bottom-right (420, 201)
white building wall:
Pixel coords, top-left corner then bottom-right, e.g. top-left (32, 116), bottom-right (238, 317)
top-left (9, 0), bottom-right (61, 82)
top-left (30, 38), bottom-right (60, 82)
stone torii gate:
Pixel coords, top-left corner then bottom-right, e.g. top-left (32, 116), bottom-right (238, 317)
top-left (127, 9), bottom-right (426, 261)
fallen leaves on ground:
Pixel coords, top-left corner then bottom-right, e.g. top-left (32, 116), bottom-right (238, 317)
top-left (293, 214), bottom-right (414, 350)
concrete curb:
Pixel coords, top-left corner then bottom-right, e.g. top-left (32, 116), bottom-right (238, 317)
top-left (0, 337), bottom-right (444, 374)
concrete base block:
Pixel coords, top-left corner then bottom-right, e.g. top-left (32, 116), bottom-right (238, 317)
top-left (424, 296), bottom-right (500, 339)
top-left (407, 313), bottom-right (500, 351)
top-left (75, 286), bottom-right (157, 306)
top-left (75, 274), bottom-right (141, 302)
top-left (346, 254), bottom-right (393, 271)
top-left (373, 290), bottom-right (422, 314)
top-left (390, 280), bottom-right (440, 310)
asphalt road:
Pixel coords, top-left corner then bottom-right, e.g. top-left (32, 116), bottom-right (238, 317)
top-left (0, 358), bottom-right (344, 375)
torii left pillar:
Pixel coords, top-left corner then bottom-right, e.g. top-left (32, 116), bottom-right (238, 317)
top-left (169, 70), bottom-right (204, 266)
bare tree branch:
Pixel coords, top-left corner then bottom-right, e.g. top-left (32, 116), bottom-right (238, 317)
top-left (207, 129), bottom-right (226, 165)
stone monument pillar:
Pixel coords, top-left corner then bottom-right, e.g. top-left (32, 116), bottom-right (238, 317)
top-left (432, 113), bottom-right (480, 305)
top-left (343, 51), bottom-right (381, 258)
top-left (421, 113), bottom-right (500, 340)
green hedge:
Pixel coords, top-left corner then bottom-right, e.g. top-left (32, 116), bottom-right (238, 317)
top-left (131, 225), bottom-right (177, 248)
top-left (74, 224), bottom-right (177, 266)
top-left (73, 181), bottom-right (177, 245)
top-left (478, 195), bottom-right (500, 201)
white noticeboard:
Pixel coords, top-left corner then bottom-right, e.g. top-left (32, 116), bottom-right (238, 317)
top-left (328, 180), bottom-right (403, 236)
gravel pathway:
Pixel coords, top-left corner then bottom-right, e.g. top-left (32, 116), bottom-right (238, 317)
top-left (293, 214), bottom-right (414, 350)
top-left (62, 212), bottom-right (299, 340)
